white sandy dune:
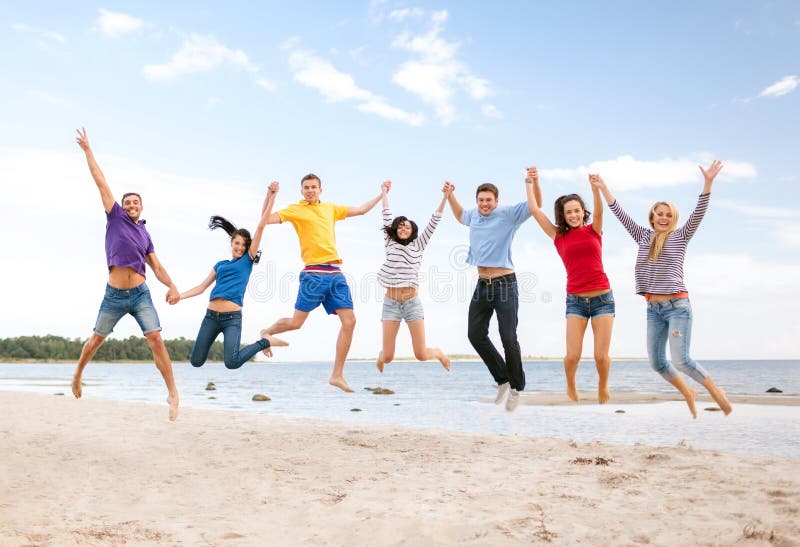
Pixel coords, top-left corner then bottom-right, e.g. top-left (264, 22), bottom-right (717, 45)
top-left (1, 391), bottom-right (798, 546)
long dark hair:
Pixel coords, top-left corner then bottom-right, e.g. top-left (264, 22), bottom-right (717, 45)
top-left (553, 194), bottom-right (591, 235)
top-left (209, 216), bottom-right (260, 263)
top-left (383, 216), bottom-right (419, 246)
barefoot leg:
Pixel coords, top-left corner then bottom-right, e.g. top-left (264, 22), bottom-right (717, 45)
top-left (564, 317), bottom-right (588, 401)
top-left (330, 309), bottom-right (355, 392)
top-left (73, 334), bottom-right (105, 399)
top-left (702, 376), bottom-right (732, 415)
top-left (591, 315), bottom-right (614, 404)
top-left (668, 375), bottom-right (698, 419)
top-left (378, 320), bottom-right (401, 373)
top-left (145, 331), bottom-right (179, 421)
top-left (407, 319), bottom-right (450, 371)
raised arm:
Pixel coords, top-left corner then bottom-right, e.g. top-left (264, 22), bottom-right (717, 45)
top-left (699, 159), bottom-right (722, 195)
top-left (416, 190), bottom-right (447, 250)
top-left (590, 175), bottom-right (648, 242)
top-left (347, 180), bottom-right (390, 217)
top-left (174, 269), bottom-right (217, 304)
top-left (588, 174), bottom-right (604, 235)
top-left (145, 252), bottom-right (180, 304)
top-left (249, 182), bottom-right (279, 259)
top-left (678, 160), bottom-right (721, 241)
top-left (525, 166), bottom-right (556, 239)
top-left (76, 128), bottom-right (115, 213)
top-left (443, 181), bottom-right (465, 224)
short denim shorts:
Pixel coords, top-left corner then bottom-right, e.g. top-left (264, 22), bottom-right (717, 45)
top-left (295, 272), bottom-right (354, 314)
top-left (381, 295), bottom-right (425, 323)
top-left (93, 282), bottom-right (161, 337)
top-left (565, 290), bottom-right (615, 320)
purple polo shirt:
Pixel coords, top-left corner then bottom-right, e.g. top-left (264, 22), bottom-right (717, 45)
top-left (105, 202), bottom-right (154, 276)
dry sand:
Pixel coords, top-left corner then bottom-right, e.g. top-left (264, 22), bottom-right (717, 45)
top-left (1, 391), bottom-right (798, 546)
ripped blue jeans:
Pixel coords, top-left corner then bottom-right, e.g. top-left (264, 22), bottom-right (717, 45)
top-left (646, 297), bottom-right (708, 384)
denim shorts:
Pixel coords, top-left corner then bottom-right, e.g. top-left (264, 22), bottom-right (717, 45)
top-left (565, 290), bottom-right (615, 320)
top-left (381, 295), bottom-right (425, 322)
top-left (93, 283), bottom-right (161, 337)
top-left (295, 272), bottom-right (354, 314)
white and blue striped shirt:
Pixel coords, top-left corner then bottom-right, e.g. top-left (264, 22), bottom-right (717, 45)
top-left (377, 208), bottom-right (441, 288)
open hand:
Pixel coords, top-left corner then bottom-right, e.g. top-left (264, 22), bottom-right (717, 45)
top-left (75, 127), bottom-right (91, 152)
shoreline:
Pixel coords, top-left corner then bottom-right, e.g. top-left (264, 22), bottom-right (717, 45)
top-left (1, 391), bottom-right (798, 545)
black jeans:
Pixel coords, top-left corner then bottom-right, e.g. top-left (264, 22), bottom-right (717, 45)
top-left (467, 273), bottom-right (525, 391)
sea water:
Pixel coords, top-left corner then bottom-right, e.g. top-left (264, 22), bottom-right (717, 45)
top-left (1, 360), bottom-right (798, 458)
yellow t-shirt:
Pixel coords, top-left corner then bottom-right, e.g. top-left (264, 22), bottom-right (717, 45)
top-left (277, 201), bottom-right (349, 265)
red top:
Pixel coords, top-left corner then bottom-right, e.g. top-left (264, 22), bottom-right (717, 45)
top-left (554, 224), bottom-right (610, 294)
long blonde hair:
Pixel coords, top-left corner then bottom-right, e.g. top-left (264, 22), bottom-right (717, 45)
top-left (647, 201), bottom-right (679, 261)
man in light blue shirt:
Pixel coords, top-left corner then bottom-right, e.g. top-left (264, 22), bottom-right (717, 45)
top-left (444, 178), bottom-right (540, 411)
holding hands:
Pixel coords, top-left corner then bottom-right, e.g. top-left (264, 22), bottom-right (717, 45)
top-left (381, 180), bottom-right (392, 194)
top-left (525, 166), bottom-right (539, 184)
top-left (268, 181), bottom-right (280, 196)
top-left (442, 181), bottom-right (455, 194)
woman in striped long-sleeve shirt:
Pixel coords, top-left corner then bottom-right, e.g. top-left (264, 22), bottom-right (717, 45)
top-left (592, 161), bottom-right (731, 418)
top-left (375, 182), bottom-right (451, 373)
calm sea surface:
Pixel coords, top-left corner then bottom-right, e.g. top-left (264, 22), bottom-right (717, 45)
top-left (2, 360), bottom-right (798, 458)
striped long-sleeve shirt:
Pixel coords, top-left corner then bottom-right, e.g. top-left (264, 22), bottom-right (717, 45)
top-left (377, 208), bottom-right (441, 288)
top-left (609, 193), bottom-right (710, 296)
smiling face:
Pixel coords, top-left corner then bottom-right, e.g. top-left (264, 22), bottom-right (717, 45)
top-left (649, 202), bottom-right (679, 233)
top-left (231, 234), bottom-right (247, 259)
top-left (396, 219), bottom-right (413, 240)
top-left (121, 193), bottom-right (142, 222)
top-left (562, 199), bottom-right (585, 229)
top-left (301, 177), bottom-right (322, 204)
top-left (476, 191), bottom-right (498, 215)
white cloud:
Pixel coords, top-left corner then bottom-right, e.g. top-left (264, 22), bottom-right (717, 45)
top-left (759, 75), bottom-right (799, 98)
top-left (287, 49), bottom-right (424, 125)
top-left (12, 22), bottom-right (66, 44)
top-left (715, 200), bottom-right (793, 219)
top-left (96, 9), bottom-right (144, 37)
top-left (143, 34), bottom-right (258, 80)
top-left (542, 155), bottom-right (757, 191)
top-left (256, 78), bottom-right (276, 92)
top-left (391, 10), bottom-right (492, 124)
top-left (481, 104), bottom-right (502, 119)
top-left (389, 8), bottom-right (425, 22)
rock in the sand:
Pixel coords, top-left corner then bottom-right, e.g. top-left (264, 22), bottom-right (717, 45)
top-left (704, 407), bottom-right (721, 412)
top-left (54, 392), bottom-right (64, 396)
top-left (208, 396), bottom-right (216, 400)
top-left (205, 382), bottom-right (216, 391)
top-left (615, 409), bottom-right (625, 413)
top-left (350, 408), bottom-right (362, 412)
top-left (252, 394), bottom-right (270, 402)
top-left (766, 387), bottom-right (783, 393)
top-left (372, 387), bottom-right (395, 395)
top-left (364, 387), bottom-right (375, 391)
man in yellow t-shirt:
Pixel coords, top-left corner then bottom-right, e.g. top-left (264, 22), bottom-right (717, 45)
top-left (262, 173), bottom-right (387, 392)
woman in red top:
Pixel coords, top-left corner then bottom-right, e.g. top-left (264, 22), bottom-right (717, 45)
top-left (525, 167), bottom-right (614, 403)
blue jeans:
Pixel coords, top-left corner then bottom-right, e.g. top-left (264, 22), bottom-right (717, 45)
top-left (93, 283), bottom-right (161, 336)
top-left (190, 310), bottom-right (269, 369)
top-left (467, 274), bottom-right (525, 391)
top-left (646, 297), bottom-right (708, 384)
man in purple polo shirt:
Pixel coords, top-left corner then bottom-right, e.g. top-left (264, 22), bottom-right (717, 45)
top-left (72, 128), bottom-right (181, 421)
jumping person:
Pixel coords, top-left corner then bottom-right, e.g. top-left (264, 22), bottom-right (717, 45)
top-left (444, 177), bottom-right (539, 411)
top-left (260, 174), bottom-right (386, 392)
top-left (173, 182), bottom-right (288, 368)
top-left (593, 161), bottom-right (732, 418)
top-left (376, 181), bottom-right (450, 372)
top-left (525, 167), bottom-right (614, 404)
top-left (71, 128), bottom-right (180, 421)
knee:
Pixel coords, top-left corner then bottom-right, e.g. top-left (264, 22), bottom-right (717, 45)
top-left (499, 333), bottom-right (519, 349)
top-left (413, 349), bottom-right (428, 361)
top-left (223, 359), bottom-right (240, 370)
top-left (564, 351), bottom-right (581, 365)
top-left (594, 354), bottom-right (610, 367)
top-left (649, 356), bottom-right (669, 374)
top-left (340, 315), bottom-right (356, 331)
top-left (467, 326), bottom-right (484, 345)
top-left (382, 351), bottom-right (394, 364)
top-left (189, 355), bottom-right (204, 368)
top-left (86, 335), bottom-right (105, 351)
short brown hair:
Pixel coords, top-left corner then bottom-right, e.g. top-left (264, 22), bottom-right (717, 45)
top-left (475, 183), bottom-right (498, 199)
top-left (122, 192), bottom-right (142, 204)
top-left (301, 173), bottom-right (321, 187)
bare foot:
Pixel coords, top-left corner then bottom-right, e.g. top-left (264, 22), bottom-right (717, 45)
top-left (709, 386), bottom-right (733, 416)
top-left (683, 388), bottom-right (698, 419)
top-left (376, 351), bottom-right (385, 373)
top-left (329, 376), bottom-right (355, 393)
top-left (260, 330), bottom-right (288, 357)
top-left (566, 379), bottom-right (579, 402)
top-left (167, 394), bottom-right (179, 421)
top-left (439, 354), bottom-right (451, 372)
top-left (598, 384), bottom-right (611, 404)
top-left (71, 373), bottom-right (82, 399)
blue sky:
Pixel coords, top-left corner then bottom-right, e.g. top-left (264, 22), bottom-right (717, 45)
top-left (1, 1), bottom-right (798, 360)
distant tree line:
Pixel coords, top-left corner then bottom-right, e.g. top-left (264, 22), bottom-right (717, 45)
top-left (0, 335), bottom-right (224, 362)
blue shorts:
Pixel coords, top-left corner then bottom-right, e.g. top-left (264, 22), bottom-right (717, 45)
top-left (93, 283), bottom-right (161, 337)
top-left (565, 290), bottom-right (615, 320)
top-left (295, 272), bottom-right (353, 314)
top-left (381, 295), bottom-right (424, 322)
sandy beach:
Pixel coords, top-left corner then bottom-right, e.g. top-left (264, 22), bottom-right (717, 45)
top-left (1, 391), bottom-right (798, 546)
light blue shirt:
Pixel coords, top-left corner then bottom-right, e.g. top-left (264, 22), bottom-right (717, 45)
top-left (461, 202), bottom-right (531, 268)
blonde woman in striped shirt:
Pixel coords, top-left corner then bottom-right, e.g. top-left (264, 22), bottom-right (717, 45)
top-left (592, 161), bottom-right (731, 418)
top-left (376, 182), bottom-right (451, 373)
